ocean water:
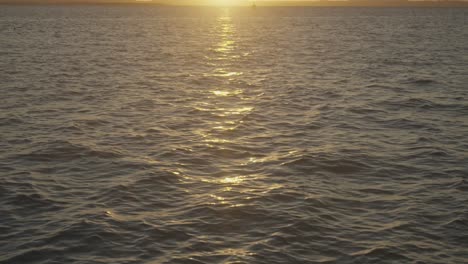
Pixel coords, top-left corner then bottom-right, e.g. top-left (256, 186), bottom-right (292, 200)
top-left (1, 5), bottom-right (468, 263)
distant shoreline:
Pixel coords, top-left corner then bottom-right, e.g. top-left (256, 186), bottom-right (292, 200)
top-left (1, 1), bottom-right (468, 7)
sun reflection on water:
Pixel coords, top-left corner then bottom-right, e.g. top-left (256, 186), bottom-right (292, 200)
top-left (196, 12), bottom-right (253, 147)
top-left (211, 89), bottom-right (242, 96)
top-left (202, 176), bottom-right (244, 185)
top-left (190, 10), bottom-right (270, 209)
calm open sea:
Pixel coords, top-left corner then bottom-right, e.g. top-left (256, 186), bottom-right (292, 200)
top-left (1, 5), bottom-right (468, 264)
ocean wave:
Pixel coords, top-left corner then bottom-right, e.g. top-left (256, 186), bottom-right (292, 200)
top-left (2, 6), bottom-right (468, 264)
top-left (13, 140), bottom-right (123, 162)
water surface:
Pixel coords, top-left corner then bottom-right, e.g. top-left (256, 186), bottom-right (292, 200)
top-left (1, 6), bottom-right (468, 264)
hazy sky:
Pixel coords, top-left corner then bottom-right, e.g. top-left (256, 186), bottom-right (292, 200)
top-left (2, 0), bottom-right (468, 5)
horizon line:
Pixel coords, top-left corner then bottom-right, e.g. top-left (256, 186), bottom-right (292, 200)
top-left (2, 0), bottom-right (468, 7)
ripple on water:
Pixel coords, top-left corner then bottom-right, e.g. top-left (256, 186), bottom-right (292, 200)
top-left (1, 6), bottom-right (468, 264)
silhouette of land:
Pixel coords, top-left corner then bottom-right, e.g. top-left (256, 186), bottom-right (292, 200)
top-left (255, 0), bottom-right (468, 6)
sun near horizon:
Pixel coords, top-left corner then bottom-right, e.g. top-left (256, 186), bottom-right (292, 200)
top-left (209, 0), bottom-right (245, 6)
top-left (126, 0), bottom-right (252, 6)
top-left (170, 0), bottom-right (251, 6)
top-left (2, 0), bottom-right (468, 6)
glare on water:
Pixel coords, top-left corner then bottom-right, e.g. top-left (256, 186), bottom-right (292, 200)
top-left (1, 6), bottom-right (468, 264)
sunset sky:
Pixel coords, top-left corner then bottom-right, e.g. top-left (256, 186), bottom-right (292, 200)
top-left (2, 0), bottom-right (468, 5)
